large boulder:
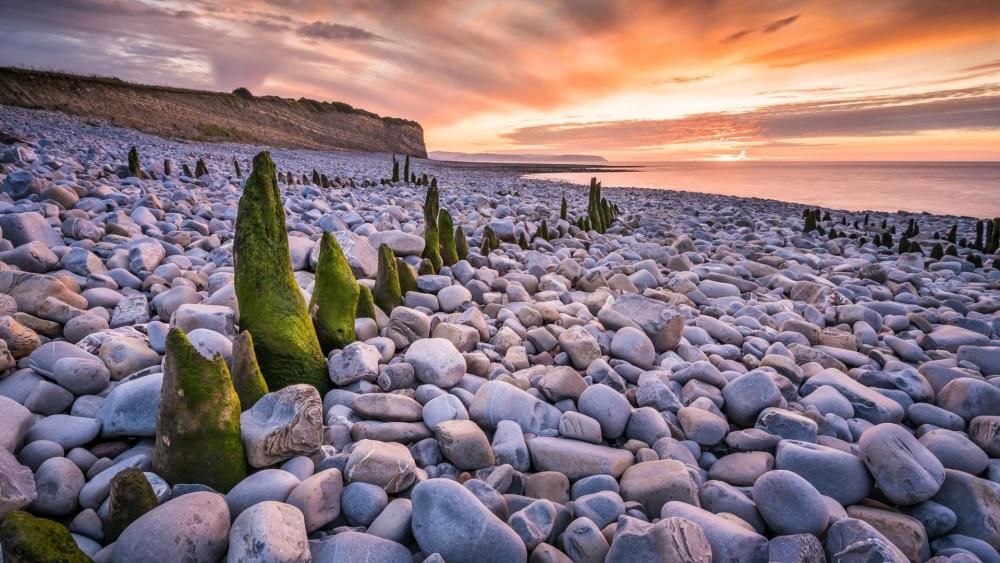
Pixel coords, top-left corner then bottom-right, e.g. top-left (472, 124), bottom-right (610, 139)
top-left (241, 384), bottom-right (323, 468)
top-left (411, 478), bottom-right (527, 563)
top-left (111, 491), bottom-right (230, 563)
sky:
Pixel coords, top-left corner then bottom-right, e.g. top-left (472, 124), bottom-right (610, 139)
top-left (1, 0), bottom-right (999, 161)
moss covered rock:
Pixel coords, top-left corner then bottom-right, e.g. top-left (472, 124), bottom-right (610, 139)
top-left (231, 330), bottom-right (269, 410)
top-left (438, 209), bottom-right (459, 266)
top-left (310, 232), bottom-right (359, 353)
top-left (127, 146), bottom-right (144, 179)
top-left (234, 151), bottom-right (328, 392)
top-left (396, 258), bottom-right (418, 296)
top-left (0, 511), bottom-right (91, 563)
top-left (182, 163), bottom-right (193, 177)
top-left (416, 258), bottom-right (433, 276)
top-left (104, 467), bottom-right (158, 542)
top-left (373, 244), bottom-right (402, 313)
top-left (195, 158), bottom-right (209, 177)
top-left (163, 159), bottom-right (171, 176)
top-left (356, 285), bottom-right (377, 319)
top-left (153, 328), bottom-right (247, 493)
top-left (421, 185), bottom-right (443, 271)
top-left (455, 225), bottom-right (469, 260)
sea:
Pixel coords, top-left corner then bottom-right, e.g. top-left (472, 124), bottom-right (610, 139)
top-left (526, 161), bottom-right (1000, 218)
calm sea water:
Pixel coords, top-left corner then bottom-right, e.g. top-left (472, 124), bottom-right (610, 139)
top-left (527, 161), bottom-right (1000, 218)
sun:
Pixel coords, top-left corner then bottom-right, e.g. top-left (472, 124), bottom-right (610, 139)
top-left (711, 149), bottom-right (749, 162)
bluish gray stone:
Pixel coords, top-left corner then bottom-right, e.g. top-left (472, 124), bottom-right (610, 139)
top-left (411, 478), bottom-right (527, 563)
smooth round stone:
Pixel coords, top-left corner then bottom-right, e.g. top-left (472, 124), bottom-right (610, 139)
top-left (64, 313), bottom-right (110, 343)
top-left (438, 285), bottom-right (472, 313)
top-left (752, 470), bottom-right (830, 535)
top-left (936, 377), bottom-right (1000, 421)
top-left (919, 429), bottom-right (990, 475)
top-left (25, 414), bottom-right (101, 449)
top-left (186, 328), bottom-right (233, 363)
top-left (341, 481), bottom-right (388, 527)
top-left (96, 372), bottom-right (162, 438)
top-left (707, 451), bottom-right (774, 487)
top-left (286, 468), bottom-right (343, 532)
top-left (23, 380), bottom-right (74, 415)
top-left (859, 423), bottom-right (946, 505)
top-left (17, 439), bottom-right (64, 471)
top-left (224, 469), bottom-right (300, 519)
top-left (411, 478), bottom-right (527, 563)
top-left (609, 327), bottom-right (655, 369)
top-left (280, 456), bottom-right (315, 481)
top-left (226, 501), bottom-right (309, 563)
top-left (309, 530), bottom-right (412, 563)
top-left (352, 393), bottom-right (423, 422)
top-left (775, 440), bottom-right (872, 506)
top-left (722, 370), bottom-right (783, 427)
top-left (422, 393), bottom-right (469, 429)
top-left (902, 500), bottom-right (957, 539)
top-left (30, 456), bottom-right (85, 516)
top-left (404, 338), bottom-right (466, 388)
top-left (678, 407), bottom-right (728, 446)
top-left (111, 491), bottom-right (230, 563)
top-left (578, 383), bottom-right (632, 440)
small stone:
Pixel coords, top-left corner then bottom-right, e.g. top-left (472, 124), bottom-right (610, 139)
top-left (404, 337), bottom-right (466, 388)
top-left (341, 481), bottom-right (388, 526)
top-left (752, 470), bottom-right (830, 536)
top-left (344, 439), bottom-right (417, 493)
top-left (527, 437), bottom-right (634, 481)
top-left (435, 419), bottom-right (495, 470)
top-left (327, 341), bottom-right (381, 386)
top-left (620, 459), bottom-right (700, 516)
top-left (29, 456), bottom-right (83, 517)
top-left (226, 501), bottom-right (309, 563)
top-left (558, 325), bottom-right (601, 370)
top-left (224, 469), bottom-right (300, 518)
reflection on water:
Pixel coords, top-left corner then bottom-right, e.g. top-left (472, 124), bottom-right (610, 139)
top-left (527, 161), bottom-right (1000, 218)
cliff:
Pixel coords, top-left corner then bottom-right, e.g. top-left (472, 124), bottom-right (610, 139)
top-left (0, 67), bottom-right (426, 156)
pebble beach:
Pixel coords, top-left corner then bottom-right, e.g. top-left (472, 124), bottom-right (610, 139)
top-left (0, 104), bottom-right (999, 563)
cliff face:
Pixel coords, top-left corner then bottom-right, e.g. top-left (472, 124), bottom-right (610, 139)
top-left (0, 67), bottom-right (426, 157)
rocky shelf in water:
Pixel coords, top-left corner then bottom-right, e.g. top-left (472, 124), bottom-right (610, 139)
top-left (0, 104), bottom-right (998, 563)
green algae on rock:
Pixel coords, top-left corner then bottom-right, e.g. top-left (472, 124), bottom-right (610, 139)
top-left (195, 158), bottom-right (209, 177)
top-left (421, 184), bottom-right (443, 271)
top-left (234, 151), bottom-right (328, 392)
top-left (104, 467), bottom-right (158, 542)
top-left (153, 328), bottom-right (247, 493)
top-left (234, 158), bottom-right (242, 179)
top-left (455, 225), bottom-right (469, 261)
top-left (397, 258), bottom-right (418, 296)
top-left (127, 146), bottom-right (144, 179)
top-left (356, 284), bottom-right (377, 319)
top-left (0, 511), bottom-right (91, 563)
top-left (373, 244), bottom-right (402, 313)
top-left (231, 330), bottom-right (269, 410)
top-left (310, 231), bottom-right (359, 353)
top-left (438, 208), bottom-right (459, 266)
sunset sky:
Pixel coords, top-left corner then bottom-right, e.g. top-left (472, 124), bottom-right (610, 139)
top-left (2, 0), bottom-right (999, 161)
